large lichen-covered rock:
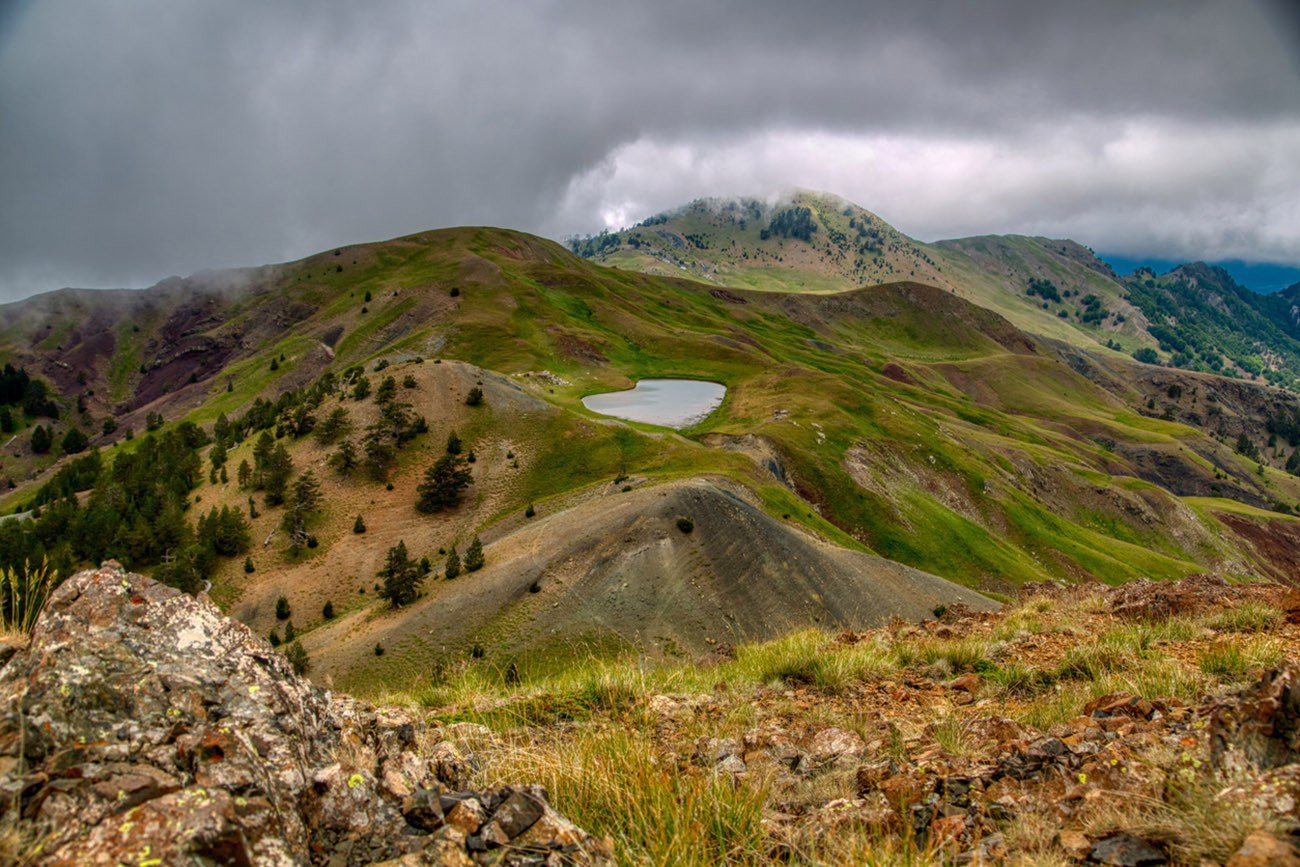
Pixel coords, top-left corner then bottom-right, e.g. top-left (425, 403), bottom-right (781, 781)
top-left (0, 562), bottom-right (611, 866)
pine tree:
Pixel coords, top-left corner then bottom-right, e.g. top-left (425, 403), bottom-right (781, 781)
top-left (444, 545), bottom-right (461, 580)
top-left (323, 600), bottom-right (335, 620)
top-left (282, 471), bottom-right (322, 547)
top-left (263, 444), bottom-right (294, 506)
top-left (446, 431), bottom-right (461, 454)
top-left (285, 641), bottom-right (309, 675)
top-left (465, 387), bottom-right (484, 407)
top-left (415, 454), bottom-right (473, 513)
top-left (244, 556), bottom-right (255, 573)
top-left (237, 459), bottom-right (252, 488)
top-left (378, 540), bottom-right (421, 607)
top-left (275, 595), bottom-right (291, 620)
top-left (464, 535), bottom-right (485, 572)
top-left (315, 406), bottom-right (351, 444)
top-left (30, 424), bottom-right (51, 454)
top-left (375, 375), bottom-right (397, 405)
top-left (362, 424), bottom-right (396, 480)
top-left (353, 514), bottom-right (367, 534)
top-left (60, 427), bottom-right (88, 455)
top-left (331, 438), bottom-right (358, 478)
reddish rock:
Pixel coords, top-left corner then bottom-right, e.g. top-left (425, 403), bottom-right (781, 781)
top-left (1227, 830), bottom-right (1300, 867)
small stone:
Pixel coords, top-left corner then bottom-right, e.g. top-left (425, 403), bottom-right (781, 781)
top-left (808, 727), bottom-right (866, 761)
top-left (1090, 833), bottom-right (1167, 867)
top-left (931, 813), bottom-right (965, 843)
top-left (1227, 830), bottom-right (1300, 867)
top-left (401, 787), bottom-right (445, 831)
top-left (445, 797), bottom-right (486, 834)
top-left (879, 774), bottom-right (924, 811)
top-left (1057, 829), bottom-right (1092, 860)
top-left (647, 694), bottom-right (683, 715)
top-left (490, 788), bottom-right (546, 838)
top-left (856, 758), bottom-right (900, 794)
top-left (948, 673), bottom-right (983, 693)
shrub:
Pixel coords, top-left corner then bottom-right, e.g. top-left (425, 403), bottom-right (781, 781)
top-left (275, 595), bottom-right (291, 621)
top-left (445, 545), bottom-right (461, 580)
top-left (374, 643), bottom-right (385, 656)
top-left (465, 387), bottom-right (484, 407)
top-left (446, 431), bottom-right (462, 455)
top-left (676, 517), bottom-right (694, 534)
top-left (268, 629), bottom-right (281, 647)
top-left (323, 601), bottom-right (335, 620)
top-left (244, 557), bottom-right (255, 573)
top-left (353, 514), bottom-right (367, 534)
top-left (525, 503), bottom-right (535, 518)
top-left (403, 374), bottom-right (416, 388)
top-left (284, 620), bottom-right (296, 642)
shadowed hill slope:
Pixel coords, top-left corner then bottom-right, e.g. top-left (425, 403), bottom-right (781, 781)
top-left (308, 477), bottom-right (995, 691)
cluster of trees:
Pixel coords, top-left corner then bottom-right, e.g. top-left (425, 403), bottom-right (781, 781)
top-left (415, 431), bottom-right (474, 513)
top-left (0, 421), bottom-right (248, 591)
top-left (378, 534), bottom-right (485, 608)
top-left (1025, 277), bottom-right (1061, 303)
top-left (0, 364), bottom-right (59, 419)
top-left (760, 206), bottom-right (818, 242)
top-left (327, 374), bottom-right (427, 482)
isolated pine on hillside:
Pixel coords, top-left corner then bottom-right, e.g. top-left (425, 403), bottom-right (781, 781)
top-left (464, 535), bottom-right (485, 572)
top-left (416, 455), bottom-right (472, 513)
top-left (378, 540), bottom-right (421, 607)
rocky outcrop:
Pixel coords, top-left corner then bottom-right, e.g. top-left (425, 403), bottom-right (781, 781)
top-left (0, 562), bottom-right (611, 866)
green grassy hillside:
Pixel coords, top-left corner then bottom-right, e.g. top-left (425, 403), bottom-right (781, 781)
top-left (3, 222), bottom-right (1300, 683)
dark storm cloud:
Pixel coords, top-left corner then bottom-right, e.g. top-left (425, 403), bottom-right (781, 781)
top-left (1, 0), bottom-right (1297, 299)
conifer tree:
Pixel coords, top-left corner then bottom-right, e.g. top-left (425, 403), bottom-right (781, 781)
top-left (415, 454), bottom-right (472, 513)
top-left (444, 544), bottom-right (461, 580)
top-left (464, 535), bottom-right (485, 572)
top-left (331, 438), bottom-right (358, 478)
top-left (378, 540), bottom-right (421, 607)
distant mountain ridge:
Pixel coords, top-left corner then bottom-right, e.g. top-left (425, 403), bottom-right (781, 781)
top-left (576, 190), bottom-right (1300, 389)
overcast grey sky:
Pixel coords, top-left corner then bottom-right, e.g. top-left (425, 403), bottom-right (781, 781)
top-left (1, 0), bottom-right (1298, 300)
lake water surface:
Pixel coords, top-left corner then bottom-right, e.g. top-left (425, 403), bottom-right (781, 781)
top-left (581, 379), bottom-right (726, 429)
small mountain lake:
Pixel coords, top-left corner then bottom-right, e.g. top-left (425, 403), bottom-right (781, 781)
top-left (581, 379), bottom-right (726, 429)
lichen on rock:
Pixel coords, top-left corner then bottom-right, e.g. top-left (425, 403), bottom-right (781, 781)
top-left (0, 561), bottom-right (612, 866)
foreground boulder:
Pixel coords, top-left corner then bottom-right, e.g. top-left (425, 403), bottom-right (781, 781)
top-left (0, 562), bottom-right (612, 866)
